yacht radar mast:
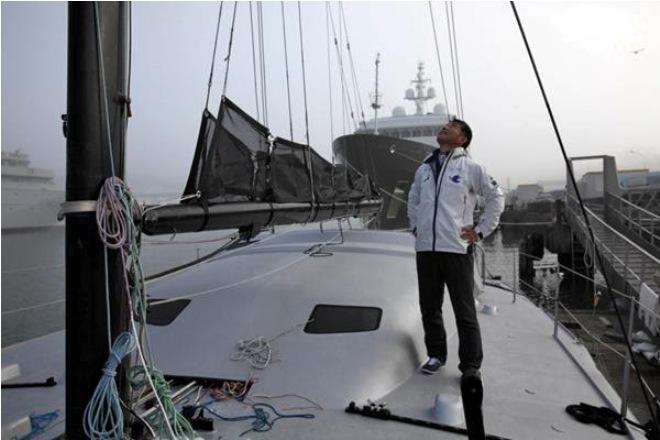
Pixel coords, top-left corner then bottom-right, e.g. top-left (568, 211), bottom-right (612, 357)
top-left (370, 53), bottom-right (382, 135)
top-left (405, 62), bottom-right (435, 115)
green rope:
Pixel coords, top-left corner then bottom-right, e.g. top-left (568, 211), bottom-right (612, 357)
top-left (128, 366), bottom-right (196, 439)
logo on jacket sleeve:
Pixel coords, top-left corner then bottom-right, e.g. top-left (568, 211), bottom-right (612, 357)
top-left (450, 174), bottom-right (462, 183)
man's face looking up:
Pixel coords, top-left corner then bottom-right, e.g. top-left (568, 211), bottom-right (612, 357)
top-left (436, 122), bottom-right (466, 149)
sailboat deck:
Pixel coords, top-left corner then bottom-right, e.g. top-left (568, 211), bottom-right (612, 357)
top-left (1, 229), bottom-right (644, 439)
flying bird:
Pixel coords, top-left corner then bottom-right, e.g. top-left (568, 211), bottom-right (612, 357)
top-left (630, 48), bottom-right (645, 55)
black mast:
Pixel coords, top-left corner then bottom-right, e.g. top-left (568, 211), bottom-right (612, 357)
top-left (65, 2), bottom-right (130, 437)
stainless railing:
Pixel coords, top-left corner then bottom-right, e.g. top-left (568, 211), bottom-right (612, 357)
top-left (566, 193), bottom-right (660, 294)
top-left (605, 191), bottom-right (660, 249)
top-left (477, 242), bottom-right (659, 432)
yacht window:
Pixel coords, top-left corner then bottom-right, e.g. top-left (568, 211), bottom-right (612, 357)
top-left (401, 130), bottom-right (411, 138)
top-left (304, 304), bottom-right (382, 333)
top-left (412, 130), bottom-right (421, 137)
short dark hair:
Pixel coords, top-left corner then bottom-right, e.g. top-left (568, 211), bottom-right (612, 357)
top-left (451, 118), bottom-right (472, 148)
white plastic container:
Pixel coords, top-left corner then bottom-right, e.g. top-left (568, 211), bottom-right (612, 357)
top-left (482, 303), bottom-right (498, 316)
top-left (433, 393), bottom-right (464, 426)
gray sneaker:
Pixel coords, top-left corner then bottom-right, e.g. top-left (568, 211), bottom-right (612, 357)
top-left (421, 357), bottom-right (445, 375)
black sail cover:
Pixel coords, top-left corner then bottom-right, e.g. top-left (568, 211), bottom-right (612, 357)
top-left (309, 148), bottom-right (336, 203)
top-left (183, 97), bottom-right (270, 203)
top-left (184, 97), bottom-right (379, 205)
top-left (270, 138), bottom-right (312, 203)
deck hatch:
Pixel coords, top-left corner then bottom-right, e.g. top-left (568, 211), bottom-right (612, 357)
top-left (146, 298), bottom-right (191, 326)
top-left (304, 304), bottom-right (382, 334)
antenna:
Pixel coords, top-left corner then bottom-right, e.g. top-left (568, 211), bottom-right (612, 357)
top-left (370, 53), bottom-right (382, 135)
top-left (404, 62), bottom-right (433, 115)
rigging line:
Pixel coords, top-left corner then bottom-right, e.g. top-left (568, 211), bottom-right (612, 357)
top-left (339, 3), bottom-right (367, 128)
top-left (205, 2), bottom-right (224, 110)
top-left (338, 5), bottom-right (357, 133)
top-left (146, 224), bottom-right (300, 285)
top-left (555, 301), bottom-right (626, 360)
top-left (428, 2), bottom-right (451, 121)
top-left (93, 2), bottom-right (117, 177)
top-left (221, 2), bottom-right (239, 97)
top-left (127, 3), bottom-right (132, 101)
top-left (281, 1), bottom-right (294, 140)
top-left (297, 1), bottom-right (316, 207)
top-left (258, 2), bottom-right (269, 125)
top-left (249, 2), bottom-right (261, 122)
top-left (150, 231), bottom-right (341, 307)
top-left (342, 158), bottom-right (408, 205)
top-left (144, 235), bottom-right (240, 282)
top-left (325, 4), bottom-right (335, 147)
top-left (256, 3), bottom-right (264, 122)
top-left (337, 4), bottom-right (346, 134)
top-left (297, 2), bottom-right (311, 147)
top-left (444, 2), bottom-right (461, 119)
top-left (449, 2), bottom-right (464, 118)
top-left (142, 232), bottom-right (236, 245)
top-left (510, 1), bottom-right (658, 428)
top-left (118, 2), bottom-right (132, 174)
top-left (328, 3), bottom-right (358, 132)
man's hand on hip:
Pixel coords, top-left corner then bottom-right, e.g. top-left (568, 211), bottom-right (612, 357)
top-left (460, 227), bottom-right (479, 244)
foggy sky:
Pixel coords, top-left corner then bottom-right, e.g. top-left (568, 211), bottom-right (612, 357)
top-left (2, 1), bottom-right (660, 194)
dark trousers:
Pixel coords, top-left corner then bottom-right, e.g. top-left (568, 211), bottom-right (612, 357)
top-left (416, 251), bottom-right (482, 373)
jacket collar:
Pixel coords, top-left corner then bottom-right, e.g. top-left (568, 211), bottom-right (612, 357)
top-left (422, 147), bottom-right (467, 164)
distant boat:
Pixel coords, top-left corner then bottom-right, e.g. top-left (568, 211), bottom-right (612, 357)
top-left (333, 63), bottom-right (445, 229)
top-left (1, 150), bottom-right (64, 230)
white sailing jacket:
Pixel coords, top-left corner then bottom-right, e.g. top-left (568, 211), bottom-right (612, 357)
top-left (407, 147), bottom-right (505, 254)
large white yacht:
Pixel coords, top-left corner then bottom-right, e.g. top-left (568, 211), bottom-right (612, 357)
top-left (333, 63), bottom-right (449, 229)
top-left (1, 150), bottom-right (64, 230)
top-left (355, 62), bottom-right (452, 147)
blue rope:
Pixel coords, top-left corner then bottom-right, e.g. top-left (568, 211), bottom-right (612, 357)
top-left (83, 332), bottom-right (136, 439)
top-left (200, 401), bottom-right (315, 436)
top-left (15, 410), bottom-right (61, 440)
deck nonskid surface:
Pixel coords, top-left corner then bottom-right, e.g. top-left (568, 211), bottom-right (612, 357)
top-left (233, 285), bottom-right (641, 440)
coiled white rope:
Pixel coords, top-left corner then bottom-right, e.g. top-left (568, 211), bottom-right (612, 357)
top-left (231, 320), bottom-right (312, 369)
top-left (231, 337), bottom-right (274, 369)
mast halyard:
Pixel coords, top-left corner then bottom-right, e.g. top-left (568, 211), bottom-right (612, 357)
top-left (370, 53), bottom-right (382, 135)
top-left (405, 62), bottom-right (435, 115)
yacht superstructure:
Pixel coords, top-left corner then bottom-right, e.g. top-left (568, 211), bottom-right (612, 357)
top-left (355, 62), bottom-right (451, 147)
top-left (333, 63), bottom-right (450, 229)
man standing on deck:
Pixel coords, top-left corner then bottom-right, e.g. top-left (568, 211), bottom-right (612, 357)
top-left (407, 119), bottom-right (504, 376)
